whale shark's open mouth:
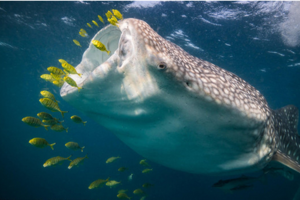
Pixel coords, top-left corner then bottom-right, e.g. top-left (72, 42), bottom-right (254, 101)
top-left (60, 18), bottom-right (300, 175)
top-left (61, 19), bottom-right (161, 104)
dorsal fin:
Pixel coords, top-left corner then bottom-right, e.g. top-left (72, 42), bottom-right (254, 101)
top-left (272, 105), bottom-right (300, 173)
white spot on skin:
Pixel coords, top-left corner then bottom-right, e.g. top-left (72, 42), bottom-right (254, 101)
top-left (224, 88), bottom-right (229, 94)
top-left (213, 88), bottom-right (219, 95)
top-left (204, 87), bottom-right (210, 94)
top-left (224, 98), bottom-right (231, 105)
top-left (215, 98), bottom-right (221, 104)
top-left (210, 78), bottom-right (217, 83)
top-left (202, 78), bottom-right (208, 83)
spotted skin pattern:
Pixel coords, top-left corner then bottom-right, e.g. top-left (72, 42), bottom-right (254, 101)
top-left (61, 18), bottom-right (300, 174)
top-left (127, 19), bottom-right (300, 172)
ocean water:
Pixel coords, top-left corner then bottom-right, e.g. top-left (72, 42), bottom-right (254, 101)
top-left (1, 1), bottom-right (300, 200)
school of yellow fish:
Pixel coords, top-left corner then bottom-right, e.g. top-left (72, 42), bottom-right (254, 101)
top-left (87, 157), bottom-right (154, 200)
top-left (22, 9), bottom-right (157, 199)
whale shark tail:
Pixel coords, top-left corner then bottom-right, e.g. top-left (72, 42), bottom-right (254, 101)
top-left (272, 105), bottom-right (300, 173)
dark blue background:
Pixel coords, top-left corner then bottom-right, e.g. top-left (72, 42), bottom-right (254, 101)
top-left (0, 1), bottom-right (299, 200)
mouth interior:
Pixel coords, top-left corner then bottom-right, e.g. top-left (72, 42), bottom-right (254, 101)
top-left (82, 25), bottom-right (122, 72)
top-left (61, 25), bottom-right (122, 96)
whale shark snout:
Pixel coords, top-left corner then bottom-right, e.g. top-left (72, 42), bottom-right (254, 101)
top-left (61, 18), bottom-right (300, 175)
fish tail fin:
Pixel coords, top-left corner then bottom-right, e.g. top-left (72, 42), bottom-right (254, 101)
top-left (81, 146), bottom-right (85, 152)
top-left (83, 121), bottom-right (87, 126)
top-left (85, 154), bottom-right (88, 159)
top-left (78, 73), bottom-right (82, 77)
top-left (65, 127), bottom-right (69, 133)
top-left (49, 143), bottom-right (56, 150)
top-left (272, 105), bottom-right (300, 173)
top-left (107, 50), bottom-right (110, 55)
top-left (61, 111), bottom-right (68, 118)
top-left (67, 155), bottom-right (72, 161)
top-left (106, 177), bottom-right (110, 182)
top-left (77, 87), bottom-right (82, 92)
top-left (44, 125), bottom-right (50, 131)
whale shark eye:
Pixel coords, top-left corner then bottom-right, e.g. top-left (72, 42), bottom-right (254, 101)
top-left (158, 62), bottom-right (166, 70)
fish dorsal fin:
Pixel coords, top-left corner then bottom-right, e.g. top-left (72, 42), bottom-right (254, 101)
top-left (273, 105), bottom-right (300, 173)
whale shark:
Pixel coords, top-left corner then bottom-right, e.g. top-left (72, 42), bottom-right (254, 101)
top-left (60, 18), bottom-right (300, 175)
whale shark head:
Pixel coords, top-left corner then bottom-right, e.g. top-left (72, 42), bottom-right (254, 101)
top-left (61, 18), bottom-right (300, 175)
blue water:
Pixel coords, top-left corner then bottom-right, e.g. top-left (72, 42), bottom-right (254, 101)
top-left (1, 1), bottom-right (300, 200)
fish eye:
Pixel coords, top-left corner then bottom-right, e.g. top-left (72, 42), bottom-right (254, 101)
top-left (158, 62), bottom-right (166, 70)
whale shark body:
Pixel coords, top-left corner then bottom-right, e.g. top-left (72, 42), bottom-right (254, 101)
top-left (61, 18), bottom-right (300, 175)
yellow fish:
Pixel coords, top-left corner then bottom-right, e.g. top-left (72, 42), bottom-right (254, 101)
top-left (79, 32), bottom-right (86, 37)
top-left (139, 159), bottom-right (151, 167)
top-left (142, 168), bottom-right (153, 174)
top-left (105, 11), bottom-right (119, 27)
top-left (117, 193), bottom-right (131, 199)
top-left (43, 155), bottom-right (72, 167)
top-left (105, 10), bottom-right (113, 19)
top-left (92, 40), bottom-right (110, 54)
top-left (65, 141), bottom-right (85, 152)
top-left (98, 15), bottom-right (104, 24)
top-left (79, 29), bottom-right (88, 37)
top-left (40, 90), bottom-right (59, 103)
top-left (106, 180), bottom-right (121, 188)
top-left (42, 119), bottom-right (63, 126)
top-left (29, 138), bottom-right (56, 150)
top-left (87, 22), bottom-right (92, 28)
top-left (39, 98), bottom-right (68, 118)
top-left (112, 9), bottom-right (123, 20)
top-left (106, 156), bottom-right (121, 163)
top-left (108, 15), bottom-right (119, 27)
top-left (61, 62), bottom-right (82, 77)
top-left (47, 66), bottom-right (65, 76)
top-left (68, 155), bottom-right (88, 169)
top-left (53, 79), bottom-right (65, 88)
top-left (37, 112), bottom-right (56, 120)
top-left (142, 183), bottom-right (154, 188)
top-left (40, 74), bottom-right (55, 83)
top-left (50, 124), bottom-right (68, 132)
top-left (51, 73), bottom-right (63, 81)
top-left (73, 39), bottom-right (82, 47)
top-left (58, 59), bottom-right (67, 64)
top-left (22, 116), bottom-right (49, 130)
top-left (88, 178), bottom-right (109, 189)
top-left (133, 189), bottom-right (146, 195)
top-left (118, 189), bottom-right (128, 194)
top-left (118, 167), bottom-right (128, 172)
top-left (92, 20), bottom-right (99, 27)
top-left (70, 115), bottom-right (87, 125)
top-left (63, 76), bottom-right (82, 92)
